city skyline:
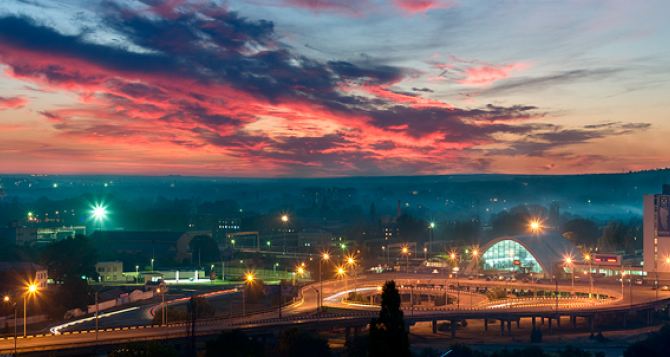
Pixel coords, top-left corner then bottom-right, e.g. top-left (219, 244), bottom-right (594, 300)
top-left (1, 0), bottom-right (669, 177)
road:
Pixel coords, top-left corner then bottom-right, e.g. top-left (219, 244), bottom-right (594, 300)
top-left (2, 272), bottom-right (669, 354)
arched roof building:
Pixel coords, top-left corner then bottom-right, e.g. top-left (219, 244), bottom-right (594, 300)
top-left (476, 233), bottom-right (578, 277)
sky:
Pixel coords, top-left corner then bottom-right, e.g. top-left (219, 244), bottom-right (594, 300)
top-left (0, 0), bottom-right (668, 177)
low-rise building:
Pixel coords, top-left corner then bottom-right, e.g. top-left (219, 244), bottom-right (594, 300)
top-left (95, 261), bottom-right (124, 282)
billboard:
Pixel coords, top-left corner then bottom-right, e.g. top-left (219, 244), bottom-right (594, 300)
top-left (658, 195), bottom-right (670, 237)
top-left (592, 254), bottom-right (621, 266)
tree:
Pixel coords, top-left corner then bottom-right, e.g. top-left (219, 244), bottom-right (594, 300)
top-left (624, 324), bottom-right (670, 357)
top-left (189, 235), bottom-right (221, 265)
top-left (277, 328), bottom-right (330, 357)
top-left (369, 280), bottom-right (410, 357)
top-left (562, 218), bottom-right (600, 246)
top-left (39, 234), bottom-right (97, 314)
top-left (206, 330), bottom-right (263, 357)
top-left (40, 234), bottom-right (97, 283)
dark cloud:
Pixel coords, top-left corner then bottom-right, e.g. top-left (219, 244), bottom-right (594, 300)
top-left (0, 2), bottom-right (652, 176)
top-left (412, 87), bottom-right (434, 93)
top-left (478, 68), bottom-right (621, 96)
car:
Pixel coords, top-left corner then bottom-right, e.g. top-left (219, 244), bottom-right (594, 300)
top-left (634, 278), bottom-right (644, 285)
top-left (661, 285), bottom-right (670, 291)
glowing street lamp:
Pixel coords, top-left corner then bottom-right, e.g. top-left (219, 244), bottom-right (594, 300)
top-left (319, 252), bottom-right (330, 312)
top-left (584, 252), bottom-right (594, 298)
top-left (24, 282), bottom-right (38, 337)
top-left (3, 295), bottom-right (17, 355)
top-left (242, 272), bottom-right (255, 317)
top-left (471, 247), bottom-right (480, 274)
top-left (428, 222), bottom-right (435, 255)
top-left (90, 203), bottom-right (108, 231)
top-left (564, 255), bottom-right (575, 294)
top-left (528, 219), bottom-right (543, 234)
top-left (280, 214), bottom-right (289, 255)
top-left (346, 255), bottom-right (358, 294)
top-left (401, 246), bottom-right (410, 273)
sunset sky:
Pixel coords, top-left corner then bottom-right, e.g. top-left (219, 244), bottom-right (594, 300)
top-left (0, 0), bottom-right (668, 176)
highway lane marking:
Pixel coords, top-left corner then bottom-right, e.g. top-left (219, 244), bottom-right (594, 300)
top-left (49, 306), bottom-right (141, 335)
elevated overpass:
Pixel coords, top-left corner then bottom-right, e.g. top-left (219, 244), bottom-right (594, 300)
top-left (2, 273), bottom-right (669, 354)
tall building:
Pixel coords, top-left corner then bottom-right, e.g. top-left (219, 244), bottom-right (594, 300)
top-left (643, 184), bottom-right (670, 279)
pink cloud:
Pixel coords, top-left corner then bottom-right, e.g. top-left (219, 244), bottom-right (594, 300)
top-left (458, 62), bottom-right (529, 86)
top-left (0, 95), bottom-right (27, 110)
top-left (393, 0), bottom-right (454, 14)
top-left (281, 0), bottom-right (370, 15)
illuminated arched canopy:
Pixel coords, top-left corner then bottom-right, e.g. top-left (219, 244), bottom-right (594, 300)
top-left (479, 233), bottom-right (577, 276)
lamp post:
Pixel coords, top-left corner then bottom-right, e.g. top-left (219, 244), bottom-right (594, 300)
top-left (564, 256), bottom-right (575, 295)
top-left (243, 272), bottom-right (255, 317)
top-left (584, 253), bottom-right (593, 298)
top-left (428, 222), bottom-right (435, 256)
top-left (471, 248), bottom-right (479, 275)
top-left (401, 246), bottom-right (409, 273)
top-left (23, 283), bottom-right (38, 337)
top-left (151, 258), bottom-right (155, 273)
top-left (320, 252), bottom-right (330, 313)
top-left (346, 255), bottom-right (357, 294)
top-left (336, 266), bottom-right (347, 294)
top-left (280, 214), bottom-right (289, 255)
top-left (155, 288), bottom-right (167, 325)
top-left (3, 295), bottom-right (17, 356)
top-left (91, 203), bottom-right (107, 232)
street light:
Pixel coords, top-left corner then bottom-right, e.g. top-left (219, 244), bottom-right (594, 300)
top-left (150, 258), bottom-right (155, 272)
top-left (528, 218), bottom-right (543, 235)
top-left (90, 203), bottom-right (108, 231)
top-left (471, 247), bottom-right (480, 274)
top-left (584, 252), bottom-right (594, 298)
top-left (243, 272), bottom-right (255, 317)
top-left (428, 222), bottom-right (435, 255)
top-left (401, 245), bottom-right (410, 273)
top-left (319, 252), bottom-right (330, 313)
top-left (280, 214), bottom-right (289, 255)
top-left (346, 255), bottom-right (357, 294)
top-left (24, 282), bottom-right (38, 337)
top-left (3, 295), bottom-right (17, 355)
top-left (156, 288), bottom-right (166, 325)
top-left (564, 255), bottom-right (575, 294)
top-left (335, 265), bottom-right (347, 292)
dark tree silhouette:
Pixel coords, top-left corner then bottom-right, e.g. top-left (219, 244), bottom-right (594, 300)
top-left (369, 280), bottom-right (410, 357)
top-left (206, 330), bottom-right (263, 357)
top-left (277, 328), bottom-right (330, 357)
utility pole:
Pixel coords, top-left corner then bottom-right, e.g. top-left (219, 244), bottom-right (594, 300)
top-left (95, 291), bottom-right (99, 342)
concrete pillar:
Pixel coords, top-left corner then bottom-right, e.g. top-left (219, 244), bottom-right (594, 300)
top-left (507, 319), bottom-right (512, 335)
top-left (571, 315), bottom-right (576, 329)
top-left (516, 319), bottom-right (520, 329)
top-left (345, 326), bottom-right (351, 342)
top-left (500, 319), bottom-right (505, 336)
top-left (484, 319), bottom-right (488, 332)
top-left (451, 320), bottom-right (457, 338)
top-left (432, 320), bottom-right (438, 334)
top-left (548, 317), bottom-right (552, 332)
top-left (557, 315), bottom-right (561, 328)
top-left (532, 316), bottom-right (536, 329)
top-left (589, 316), bottom-right (594, 334)
top-left (541, 316), bottom-right (544, 326)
